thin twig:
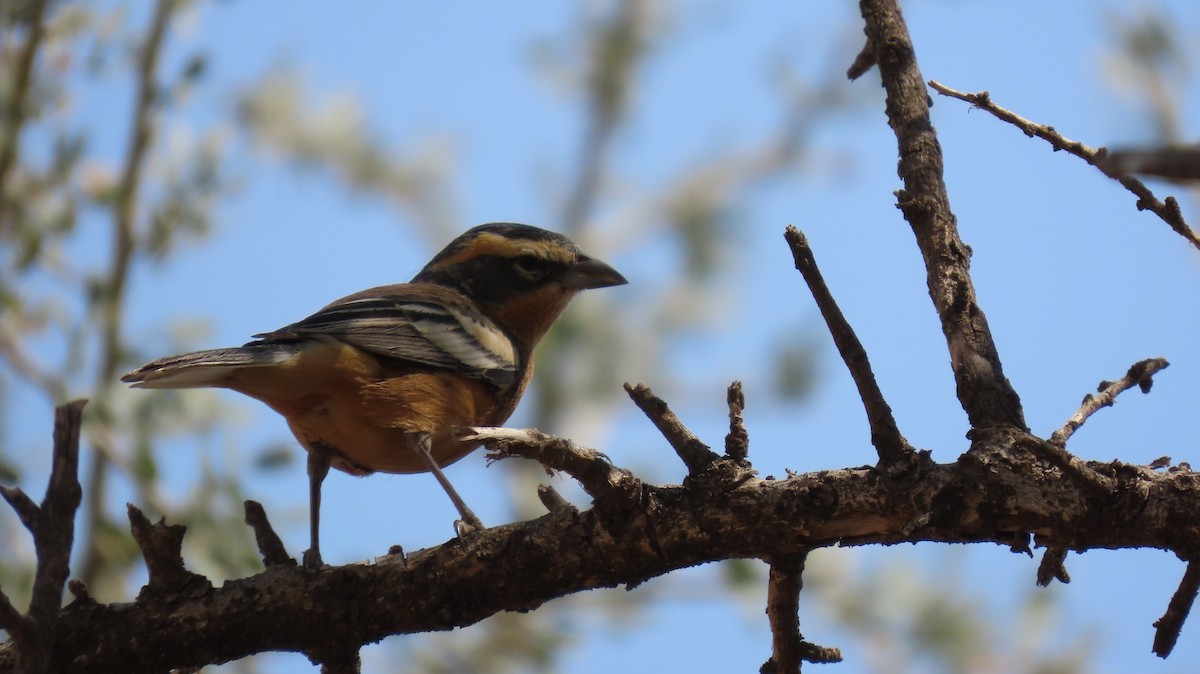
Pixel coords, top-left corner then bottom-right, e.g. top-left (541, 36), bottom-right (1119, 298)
top-left (0, 592), bottom-right (22, 633)
top-left (846, 36), bottom-right (876, 80)
top-left (1036, 547), bottom-right (1070, 587)
top-left (1153, 560), bottom-right (1200, 657)
top-left (536, 484), bottom-right (576, 515)
top-left (1049, 358), bottom-right (1169, 448)
top-left (760, 552), bottom-right (843, 673)
top-left (127, 504), bottom-right (209, 597)
top-left (798, 641), bottom-right (843, 665)
top-left (464, 427), bottom-right (637, 502)
top-left (761, 554), bottom-right (804, 673)
top-left (784, 227), bottom-right (913, 466)
top-left (0, 0), bottom-right (48, 228)
top-left (858, 2), bottom-right (1027, 432)
top-left (724, 381), bottom-right (749, 461)
top-left (928, 80), bottom-right (1200, 252)
top-left (244, 500), bottom-right (296, 568)
top-left (624, 383), bottom-right (720, 473)
top-left (0, 481), bottom-right (39, 530)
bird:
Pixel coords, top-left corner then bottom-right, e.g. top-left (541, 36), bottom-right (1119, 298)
top-left (121, 223), bottom-right (626, 567)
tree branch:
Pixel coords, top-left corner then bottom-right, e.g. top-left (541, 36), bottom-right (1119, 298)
top-left (759, 552), bottom-right (842, 673)
top-left (1049, 358), bottom-right (1169, 448)
top-left (927, 81), bottom-right (1200, 251)
top-left (1036, 547), bottom-right (1070, 587)
top-left (127, 504), bottom-right (210, 598)
top-left (310, 646), bottom-right (361, 674)
top-left (725, 381), bottom-right (749, 462)
top-left (761, 555), bottom-right (805, 673)
top-left (845, 36), bottom-right (876, 80)
top-left (465, 426), bottom-right (639, 503)
top-left (623, 383), bottom-right (720, 473)
top-left (244, 500), bottom-right (296, 568)
top-left (1153, 560), bottom-right (1200, 657)
top-left (0, 400), bottom-right (86, 674)
top-left (1011, 358), bottom-right (1172, 501)
top-left (4, 424), bottom-right (1199, 672)
top-left (857, 0), bottom-right (1027, 432)
top-left (784, 226), bottom-right (914, 467)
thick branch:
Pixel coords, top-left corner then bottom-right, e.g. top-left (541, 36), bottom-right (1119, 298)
top-left (784, 226), bottom-right (913, 466)
top-left (858, 1), bottom-right (1027, 431)
top-left (927, 81), bottom-right (1200, 251)
top-left (4, 442), bottom-right (1200, 672)
top-left (310, 647), bottom-right (361, 674)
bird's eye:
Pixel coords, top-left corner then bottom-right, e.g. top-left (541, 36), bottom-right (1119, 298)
top-left (513, 254), bottom-right (543, 276)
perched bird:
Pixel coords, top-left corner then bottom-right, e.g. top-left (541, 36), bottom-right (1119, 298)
top-left (122, 223), bottom-right (626, 567)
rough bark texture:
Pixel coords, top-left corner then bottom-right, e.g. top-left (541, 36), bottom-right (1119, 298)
top-left (2, 433), bottom-right (1199, 672)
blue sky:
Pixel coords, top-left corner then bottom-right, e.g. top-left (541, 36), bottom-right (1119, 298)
top-left (7, 1), bottom-right (1200, 672)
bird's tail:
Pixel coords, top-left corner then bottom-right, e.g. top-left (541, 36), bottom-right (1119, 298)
top-left (121, 343), bottom-right (298, 389)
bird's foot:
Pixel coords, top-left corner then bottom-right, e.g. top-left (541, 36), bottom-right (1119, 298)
top-left (454, 516), bottom-right (484, 539)
top-left (302, 548), bottom-right (325, 570)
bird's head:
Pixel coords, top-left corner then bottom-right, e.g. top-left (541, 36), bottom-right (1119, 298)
top-left (413, 223), bottom-right (627, 348)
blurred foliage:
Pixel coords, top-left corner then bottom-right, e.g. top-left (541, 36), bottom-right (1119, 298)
top-left (1102, 3), bottom-right (1191, 143)
top-left (0, 0), bottom-right (253, 610)
top-left (1100, 2), bottom-right (1200, 209)
top-left (235, 70), bottom-right (459, 243)
top-left (806, 549), bottom-right (1095, 674)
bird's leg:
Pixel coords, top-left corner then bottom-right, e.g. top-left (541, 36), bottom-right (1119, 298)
top-left (406, 433), bottom-right (483, 536)
top-left (303, 444), bottom-right (333, 569)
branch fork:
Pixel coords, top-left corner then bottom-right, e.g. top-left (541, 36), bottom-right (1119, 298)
top-left (0, 401), bottom-right (87, 674)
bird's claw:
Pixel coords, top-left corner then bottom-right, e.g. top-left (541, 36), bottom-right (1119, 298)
top-left (454, 517), bottom-right (484, 538)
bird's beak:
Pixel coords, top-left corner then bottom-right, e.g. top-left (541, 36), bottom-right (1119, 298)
top-left (559, 256), bottom-right (628, 290)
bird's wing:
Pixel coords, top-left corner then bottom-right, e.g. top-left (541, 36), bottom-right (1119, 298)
top-left (254, 284), bottom-right (519, 389)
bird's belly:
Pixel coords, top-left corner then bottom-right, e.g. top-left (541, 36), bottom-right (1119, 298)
top-left (224, 340), bottom-right (513, 475)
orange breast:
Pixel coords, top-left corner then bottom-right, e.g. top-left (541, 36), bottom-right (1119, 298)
top-left (224, 340), bottom-right (519, 475)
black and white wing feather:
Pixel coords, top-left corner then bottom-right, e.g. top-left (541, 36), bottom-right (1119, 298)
top-left (255, 285), bottom-right (520, 389)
